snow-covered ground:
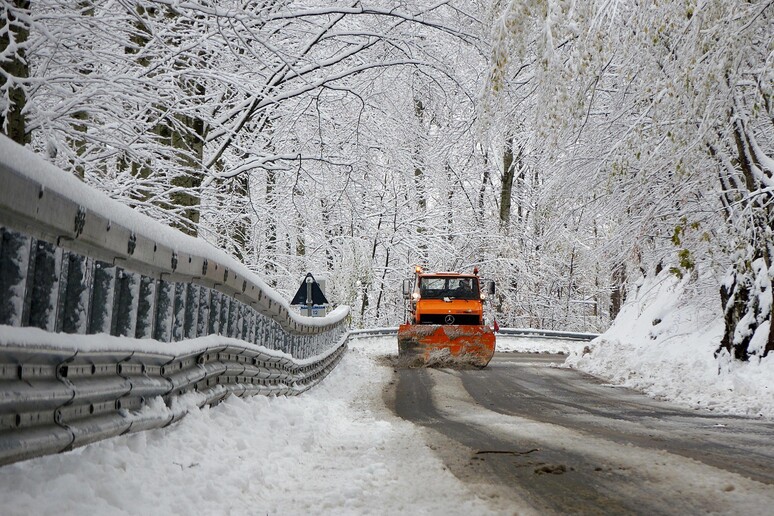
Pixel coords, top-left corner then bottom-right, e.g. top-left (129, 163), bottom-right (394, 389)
top-left (496, 335), bottom-right (586, 355)
top-left (358, 320), bottom-right (774, 422)
top-left (566, 271), bottom-right (774, 419)
top-left (2, 306), bottom-right (772, 515)
top-left (0, 337), bottom-right (503, 516)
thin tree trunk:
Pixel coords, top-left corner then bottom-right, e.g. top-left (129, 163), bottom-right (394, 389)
top-left (478, 150), bottom-right (490, 222)
top-left (499, 134), bottom-right (516, 231)
top-left (413, 98), bottom-right (427, 263)
top-left (265, 168), bottom-right (278, 283)
top-left (0, 0), bottom-right (31, 145)
top-left (229, 173), bottom-right (250, 262)
top-left (446, 163), bottom-right (454, 243)
top-left (374, 247), bottom-right (390, 320)
top-left (610, 263), bottom-right (626, 320)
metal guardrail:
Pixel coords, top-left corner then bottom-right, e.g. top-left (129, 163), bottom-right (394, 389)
top-left (0, 136), bottom-right (348, 339)
top-left (0, 136), bottom-right (349, 466)
top-left (496, 328), bottom-right (599, 341)
top-left (347, 328), bottom-right (399, 338)
top-left (347, 327), bottom-right (599, 342)
top-left (0, 339), bottom-right (346, 466)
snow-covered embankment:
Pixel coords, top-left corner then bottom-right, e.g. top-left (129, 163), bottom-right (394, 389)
top-left (565, 272), bottom-right (774, 418)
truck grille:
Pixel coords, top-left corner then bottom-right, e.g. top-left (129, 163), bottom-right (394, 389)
top-left (419, 314), bottom-right (481, 325)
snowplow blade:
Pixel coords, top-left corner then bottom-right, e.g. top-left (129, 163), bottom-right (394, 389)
top-left (397, 324), bottom-right (496, 368)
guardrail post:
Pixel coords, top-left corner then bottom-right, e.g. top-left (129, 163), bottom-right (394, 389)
top-left (208, 290), bottom-right (221, 335)
top-left (57, 252), bottom-right (92, 334)
top-left (154, 280), bottom-right (174, 342)
top-left (242, 306), bottom-right (252, 342)
top-left (258, 312), bottom-right (265, 345)
top-left (89, 261), bottom-right (117, 334)
top-left (19, 237), bottom-right (37, 327)
top-left (245, 308), bottom-right (258, 343)
top-left (0, 228), bottom-right (30, 326)
top-left (219, 296), bottom-right (229, 336)
top-left (172, 282), bottom-right (185, 341)
top-left (113, 269), bottom-right (140, 337)
top-left (25, 239), bottom-right (61, 331)
top-left (135, 275), bottom-right (156, 339)
top-left (197, 286), bottom-right (210, 337)
top-left (236, 303), bottom-right (245, 339)
top-left (183, 284), bottom-right (199, 339)
top-left (226, 299), bottom-right (238, 338)
top-left (276, 323), bottom-right (286, 352)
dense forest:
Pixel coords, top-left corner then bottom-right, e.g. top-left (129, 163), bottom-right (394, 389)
top-left (1, 1), bottom-right (772, 360)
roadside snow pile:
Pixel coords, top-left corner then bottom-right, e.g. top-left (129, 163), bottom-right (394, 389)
top-left (0, 339), bottom-right (497, 516)
top-left (565, 271), bottom-right (774, 419)
top-left (496, 336), bottom-right (587, 355)
top-left (347, 333), bottom-right (397, 356)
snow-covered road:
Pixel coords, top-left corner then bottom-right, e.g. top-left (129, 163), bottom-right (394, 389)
top-left (394, 353), bottom-right (774, 514)
top-left (1, 335), bottom-right (772, 515)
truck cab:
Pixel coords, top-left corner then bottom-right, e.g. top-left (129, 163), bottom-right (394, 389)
top-left (402, 267), bottom-right (495, 325)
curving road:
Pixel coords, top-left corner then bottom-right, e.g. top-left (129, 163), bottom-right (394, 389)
top-left (389, 353), bottom-right (774, 515)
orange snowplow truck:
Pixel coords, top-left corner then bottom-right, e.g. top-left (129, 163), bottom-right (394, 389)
top-left (398, 266), bottom-right (496, 367)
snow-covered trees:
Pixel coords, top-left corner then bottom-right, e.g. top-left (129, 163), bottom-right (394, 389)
top-left (483, 0), bottom-right (773, 356)
top-left (2, 0), bottom-right (493, 324)
top-left (2, 0), bottom-right (772, 357)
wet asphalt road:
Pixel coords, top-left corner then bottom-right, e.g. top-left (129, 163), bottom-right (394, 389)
top-left (389, 353), bottom-right (774, 515)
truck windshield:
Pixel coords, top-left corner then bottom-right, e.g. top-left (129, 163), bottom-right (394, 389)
top-left (419, 277), bottom-right (479, 300)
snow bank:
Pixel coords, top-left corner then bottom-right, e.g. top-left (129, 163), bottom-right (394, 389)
top-left (565, 271), bottom-right (774, 418)
top-left (496, 335), bottom-right (587, 355)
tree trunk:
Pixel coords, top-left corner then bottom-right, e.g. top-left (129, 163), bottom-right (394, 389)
top-left (446, 163), bottom-right (454, 243)
top-left (478, 150), bottom-right (490, 223)
top-left (374, 247), bottom-right (390, 320)
top-left (169, 112), bottom-right (204, 236)
top-left (499, 134), bottom-right (518, 231)
top-left (124, 6), bottom-right (205, 236)
top-left (0, 0), bottom-right (31, 145)
top-left (168, 14), bottom-right (205, 236)
top-left (413, 98), bottom-right (427, 263)
top-left (610, 263), bottom-right (626, 320)
top-left (228, 173), bottom-right (250, 263)
top-left (715, 111), bottom-right (774, 360)
top-left (516, 153), bottom-right (527, 224)
top-left (265, 168), bottom-right (278, 282)
top-left (295, 208), bottom-right (306, 258)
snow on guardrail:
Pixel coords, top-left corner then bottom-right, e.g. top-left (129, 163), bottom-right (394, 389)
top-left (0, 135), bottom-right (348, 335)
top-left (0, 135), bottom-right (350, 466)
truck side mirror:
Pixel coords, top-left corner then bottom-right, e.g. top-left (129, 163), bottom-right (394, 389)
top-left (402, 279), bottom-right (412, 299)
top-left (487, 280), bottom-right (495, 295)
